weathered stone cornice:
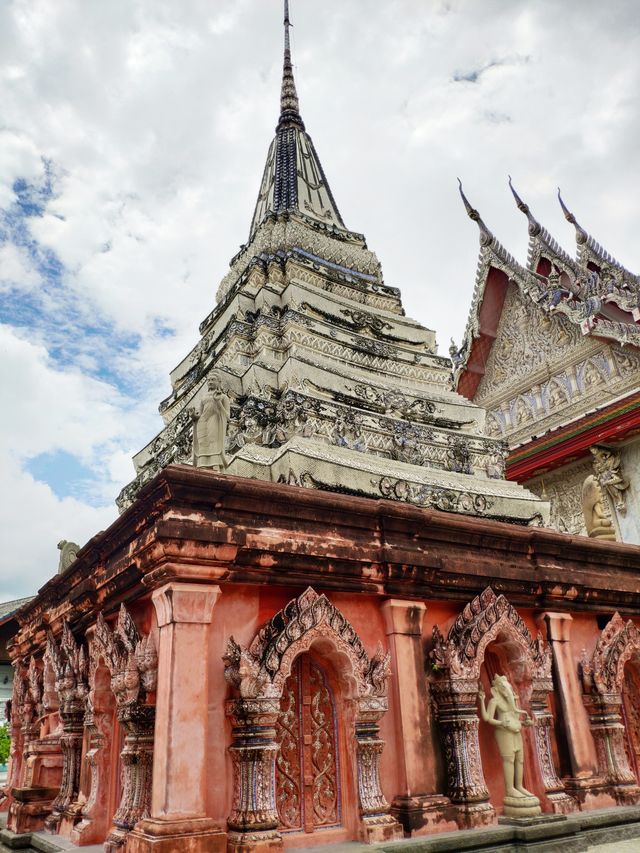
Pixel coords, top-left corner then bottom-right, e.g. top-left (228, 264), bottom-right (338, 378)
top-left (11, 467), bottom-right (640, 660)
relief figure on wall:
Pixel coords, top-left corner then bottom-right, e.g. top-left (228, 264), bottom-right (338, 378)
top-left (190, 372), bottom-right (231, 470)
top-left (478, 675), bottom-right (541, 817)
top-left (590, 445), bottom-right (629, 514)
top-left (581, 475), bottom-right (616, 541)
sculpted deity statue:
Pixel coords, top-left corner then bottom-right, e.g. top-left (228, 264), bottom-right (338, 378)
top-left (478, 675), bottom-right (541, 817)
top-left (581, 475), bottom-right (616, 541)
top-left (190, 372), bottom-right (231, 470)
top-left (590, 445), bottom-right (629, 514)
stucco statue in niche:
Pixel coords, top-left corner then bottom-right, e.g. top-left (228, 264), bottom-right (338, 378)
top-left (478, 675), bottom-right (541, 817)
top-left (581, 474), bottom-right (616, 541)
top-left (590, 445), bottom-right (629, 514)
top-left (190, 372), bottom-right (231, 470)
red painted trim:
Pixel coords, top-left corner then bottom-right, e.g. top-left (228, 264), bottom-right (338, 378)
top-left (506, 391), bottom-right (640, 481)
top-left (458, 266), bottom-right (510, 400)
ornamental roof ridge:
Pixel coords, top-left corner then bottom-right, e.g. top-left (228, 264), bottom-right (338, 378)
top-left (558, 189), bottom-right (640, 287)
top-left (456, 181), bottom-right (546, 370)
top-left (507, 177), bottom-right (576, 272)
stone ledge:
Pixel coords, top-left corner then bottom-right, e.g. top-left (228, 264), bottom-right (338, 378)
top-left (372, 806), bottom-right (640, 852)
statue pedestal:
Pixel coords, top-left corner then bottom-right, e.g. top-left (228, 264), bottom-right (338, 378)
top-left (502, 795), bottom-right (542, 819)
top-left (499, 812), bottom-right (568, 827)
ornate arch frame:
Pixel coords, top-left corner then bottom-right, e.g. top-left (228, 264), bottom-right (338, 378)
top-left (430, 587), bottom-right (573, 827)
top-left (223, 587), bottom-right (401, 850)
top-left (580, 613), bottom-right (640, 802)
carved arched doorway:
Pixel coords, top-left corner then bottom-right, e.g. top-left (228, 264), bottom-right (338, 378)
top-left (223, 588), bottom-right (402, 851)
top-left (275, 652), bottom-right (344, 836)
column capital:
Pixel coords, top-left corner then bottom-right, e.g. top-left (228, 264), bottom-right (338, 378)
top-left (539, 611), bottom-right (573, 643)
top-left (382, 599), bottom-right (426, 637)
top-left (152, 582), bottom-right (221, 627)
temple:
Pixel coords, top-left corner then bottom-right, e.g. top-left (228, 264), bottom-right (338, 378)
top-left (4, 5), bottom-right (640, 853)
top-left (453, 180), bottom-right (640, 545)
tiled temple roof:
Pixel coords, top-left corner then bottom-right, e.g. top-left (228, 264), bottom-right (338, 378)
top-left (453, 182), bottom-right (640, 385)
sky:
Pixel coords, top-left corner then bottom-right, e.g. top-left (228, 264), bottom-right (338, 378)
top-left (1, 0), bottom-right (639, 601)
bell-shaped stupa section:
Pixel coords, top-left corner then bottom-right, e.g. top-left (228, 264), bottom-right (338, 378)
top-left (116, 4), bottom-right (547, 527)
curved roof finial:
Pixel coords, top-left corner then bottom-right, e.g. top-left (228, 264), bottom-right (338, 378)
top-left (508, 176), bottom-right (540, 236)
top-left (458, 179), bottom-right (493, 246)
top-left (557, 188), bottom-right (588, 245)
top-left (278, 0), bottom-right (304, 131)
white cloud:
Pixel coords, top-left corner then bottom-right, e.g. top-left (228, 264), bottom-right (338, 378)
top-left (0, 455), bottom-right (116, 603)
top-left (0, 243), bottom-right (40, 291)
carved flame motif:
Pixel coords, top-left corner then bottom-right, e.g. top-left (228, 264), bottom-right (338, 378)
top-left (93, 606), bottom-right (157, 707)
top-left (431, 586), bottom-right (551, 681)
top-left (583, 612), bottom-right (640, 696)
top-left (225, 587), bottom-right (390, 701)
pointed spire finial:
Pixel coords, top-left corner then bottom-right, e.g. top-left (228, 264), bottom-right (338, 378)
top-left (557, 188), bottom-right (588, 245)
top-left (278, 0), bottom-right (304, 131)
top-left (458, 179), bottom-right (493, 246)
top-left (508, 176), bottom-right (540, 236)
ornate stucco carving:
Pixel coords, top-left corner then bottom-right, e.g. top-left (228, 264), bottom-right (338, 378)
top-left (429, 587), bottom-right (570, 823)
top-left (527, 459), bottom-right (596, 536)
top-left (223, 588), bottom-right (400, 844)
top-left (579, 614), bottom-right (640, 795)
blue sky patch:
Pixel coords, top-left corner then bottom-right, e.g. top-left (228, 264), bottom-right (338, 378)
top-left (26, 450), bottom-right (98, 503)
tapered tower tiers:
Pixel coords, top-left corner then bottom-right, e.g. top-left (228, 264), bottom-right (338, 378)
top-left (116, 5), bottom-right (546, 526)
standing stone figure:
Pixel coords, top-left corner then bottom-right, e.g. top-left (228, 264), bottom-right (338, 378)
top-left (478, 674), bottom-right (541, 817)
top-left (190, 373), bottom-right (231, 470)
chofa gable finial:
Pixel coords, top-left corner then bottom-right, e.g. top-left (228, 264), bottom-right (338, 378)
top-left (458, 178), bottom-right (493, 246)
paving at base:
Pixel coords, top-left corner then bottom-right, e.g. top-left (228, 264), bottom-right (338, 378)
top-left (2, 809), bottom-right (640, 853)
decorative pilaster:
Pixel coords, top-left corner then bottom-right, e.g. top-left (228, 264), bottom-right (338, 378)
top-left (105, 705), bottom-right (155, 851)
top-left (226, 697), bottom-right (282, 852)
top-left (529, 677), bottom-right (576, 813)
top-left (127, 582), bottom-right (225, 853)
top-left (70, 625), bottom-right (116, 845)
top-left (45, 703), bottom-right (84, 832)
top-left (43, 623), bottom-right (88, 834)
top-left (94, 605), bottom-right (158, 851)
top-left (5, 671), bottom-right (25, 796)
top-left (582, 693), bottom-right (636, 790)
top-left (430, 678), bottom-right (493, 827)
top-left (355, 701), bottom-right (401, 843)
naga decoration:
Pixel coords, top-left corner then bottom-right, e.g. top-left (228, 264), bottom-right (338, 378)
top-left (429, 587), bottom-right (572, 826)
top-left (579, 614), bottom-right (640, 802)
top-left (223, 587), bottom-right (400, 848)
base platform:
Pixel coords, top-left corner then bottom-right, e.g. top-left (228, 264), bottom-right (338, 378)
top-left (2, 807), bottom-right (640, 853)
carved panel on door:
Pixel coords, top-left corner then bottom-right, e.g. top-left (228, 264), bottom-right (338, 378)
top-left (275, 654), bottom-right (340, 833)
